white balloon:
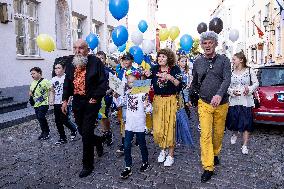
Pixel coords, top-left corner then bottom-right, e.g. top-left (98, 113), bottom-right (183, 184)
top-left (108, 43), bottom-right (117, 54)
top-left (229, 29), bottom-right (239, 42)
top-left (142, 39), bottom-right (154, 54)
top-left (131, 30), bottom-right (143, 46)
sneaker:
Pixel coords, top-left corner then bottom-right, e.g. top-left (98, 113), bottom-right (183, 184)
top-left (55, 138), bottom-right (67, 145)
top-left (120, 167), bottom-right (132, 179)
top-left (140, 163), bottom-right (150, 172)
top-left (38, 133), bottom-right (44, 140)
top-left (164, 156), bottom-right (174, 167)
top-left (201, 170), bottom-right (214, 183)
top-left (158, 150), bottom-right (167, 163)
top-left (230, 134), bottom-right (237, 144)
top-left (198, 124), bottom-right (201, 132)
top-left (79, 168), bottom-right (93, 178)
top-left (241, 145), bottom-right (249, 154)
top-left (116, 145), bottom-right (124, 154)
top-left (70, 131), bottom-right (77, 141)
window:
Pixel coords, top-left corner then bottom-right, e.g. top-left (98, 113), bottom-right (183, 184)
top-left (265, 3), bottom-right (270, 18)
top-left (247, 21), bottom-right (250, 37)
top-left (276, 26), bottom-right (282, 57)
top-left (72, 16), bottom-right (84, 42)
top-left (14, 0), bottom-right (39, 56)
top-left (258, 10), bottom-right (261, 27)
top-left (108, 27), bottom-right (114, 44)
top-left (92, 22), bottom-right (102, 51)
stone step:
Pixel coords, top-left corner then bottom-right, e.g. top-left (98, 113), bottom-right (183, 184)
top-left (0, 101), bottom-right (28, 114)
top-left (0, 96), bottom-right (14, 105)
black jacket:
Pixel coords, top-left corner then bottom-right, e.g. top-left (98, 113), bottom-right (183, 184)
top-left (62, 55), bottom-right (107, 101)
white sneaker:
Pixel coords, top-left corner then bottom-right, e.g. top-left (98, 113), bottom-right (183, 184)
top-left (164, 156), bottom-right (174, 167)
top-left (241, 145), bottom-right (249, 154)
top-left (157, 150), bottom-right (167, 163)
top-left (230, 134), bottom-right (237, 144)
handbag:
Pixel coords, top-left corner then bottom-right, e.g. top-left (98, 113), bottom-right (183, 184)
top-left (248, 68), bottom-right (260, 108)
top-left (190, 56), bottom-right (218, 106)
top-left (29, 78), bottom-right (43, 106)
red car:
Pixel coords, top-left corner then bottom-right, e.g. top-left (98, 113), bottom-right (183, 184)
top-left (252, 64), bottom-right (284, 125)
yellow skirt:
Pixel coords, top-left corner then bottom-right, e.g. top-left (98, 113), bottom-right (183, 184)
top-left (146, 113), bottom-right (153, 130)
top-left (153, 95), bottom-right (178, 148)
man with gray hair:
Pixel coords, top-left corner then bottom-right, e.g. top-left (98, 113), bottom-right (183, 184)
top-left (62, 39), bottom-right (107, 178)
top-left (189, 31), bottom-right (231, 182)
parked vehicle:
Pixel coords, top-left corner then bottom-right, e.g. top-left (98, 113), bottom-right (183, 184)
top-left (252, 64), bottom-right (284, 125)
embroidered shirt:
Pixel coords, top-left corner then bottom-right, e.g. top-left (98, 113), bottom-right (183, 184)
top-left (73, 66), bottom-right (86, 95)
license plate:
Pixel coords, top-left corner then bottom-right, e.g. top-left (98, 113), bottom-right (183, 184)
top-left (277, 94), bottom-right (284, 102)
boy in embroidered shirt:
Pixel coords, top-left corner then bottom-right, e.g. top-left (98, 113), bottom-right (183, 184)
top-left (113, 70), bottom-right (152, 179)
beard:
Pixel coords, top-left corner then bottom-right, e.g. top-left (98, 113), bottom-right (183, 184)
top-left (72, 55), bottom-right (88, 67)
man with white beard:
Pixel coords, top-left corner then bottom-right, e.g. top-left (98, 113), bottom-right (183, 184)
top-left (62, 39), bottom-right (107, 178)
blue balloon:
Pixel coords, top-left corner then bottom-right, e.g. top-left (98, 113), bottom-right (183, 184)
top-left (118, 43), bottom-right (126, 52)
top-left (129, 46), bottom-right (144, 64)
top-left (180, 34), bottom-right (193, 52)
top-left (109, 0), bottom-right (129, 20)
top-left (86, 33), bottom-right (99, 50)
top-left (138, 20), bottom-right (148, 33)
top-left (112, 25), bottom-right (128, 47)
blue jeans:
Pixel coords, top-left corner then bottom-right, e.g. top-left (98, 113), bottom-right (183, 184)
top-left (34, 105), bottom-right (49, 134)
top-left (124, 130), bottom-right (148, 167)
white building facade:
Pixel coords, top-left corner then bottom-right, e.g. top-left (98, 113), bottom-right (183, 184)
top-left (0, 0), bottom-right (126, 89)
top-left (210, 0), bottom-right (248, 60)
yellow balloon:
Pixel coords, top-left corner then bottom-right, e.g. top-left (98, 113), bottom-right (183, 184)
top-left (169, 26), bottom-right (180, 41)
top-left (159, 28), bottom-right (169, 41)
top-left (126, 41), bottom-right (134, 53)
top-left (36, 34), bottom-right (56, 52)
top-left (141, 61), bottom-right (151, 70)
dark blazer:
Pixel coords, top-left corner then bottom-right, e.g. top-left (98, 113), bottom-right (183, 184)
top-left (62, 55), bottom-right (107, 101)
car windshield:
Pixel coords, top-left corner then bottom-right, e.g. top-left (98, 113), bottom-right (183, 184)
top-left (259, 68), bottom-right (284, 87)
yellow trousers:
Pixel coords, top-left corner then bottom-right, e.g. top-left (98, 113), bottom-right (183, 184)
top-left (146, 113), bottom-right (153, 130)
top-left (198, 99), bottom-right (229, 171)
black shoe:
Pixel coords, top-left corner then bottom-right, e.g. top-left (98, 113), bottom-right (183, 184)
top-left (140, 163), bottom-right (150, 172)
top-left (214, 156), bottom-right (220, 166)
top-left (201, 170), bottom-right (214, 183)
top-left (38, 133), bottom-right (44, 140)
top-left (55, 138), bottom-right (67, 145)
top-left (120, 167), bottom-right (132, 179)
top-left (96, 138), bottom-right (104, 157)
top-left (79, 168), bottom-right (93, 178)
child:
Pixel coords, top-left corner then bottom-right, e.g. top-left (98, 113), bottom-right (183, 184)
top-left (50, 62), bottom-right (77, 145)
top-left (113, 70), bottom-right (152, 179)
top-left (176, 55), bottom-right (194, 146)
top-left (29, 67), bottom-right (52, 140)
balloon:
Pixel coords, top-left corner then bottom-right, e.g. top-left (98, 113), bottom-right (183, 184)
top-left (86, 33), bottom-right (99, 50)
top-left (169, 26), bottom-right (180, 41)
top-left (109, 43), bottom-right (117, 54)
top-left (209, 17), bottom-right (223, 34)
top-left (142, 39), bottom-right (154, 54)
top-left (141, 60), bottom-right (151, 70)
top-left (129, 46), bottom-right (144, 64)
top-left (118, 43), bottom-right (126, 52)
top-left (112, 25), bottom-right (128, 47)
top-left (109, 0), bottom-right (129, 20)
top-left (159, 28), bottom-right (169, 41)
top-left (36, 34), bottom-right (56, 52)
top-left (138, 20), bottom-right (148, 33)
top-left (229, 29), bottom-right (239, 42)
top-left (126, 41), bottom-right (134, 52)
top-left (131, 30), bottom-right (143, 46)
top-left (180, 34), bottom-right (193, 52)
top-left (197, 22), bottom-right (207, 34)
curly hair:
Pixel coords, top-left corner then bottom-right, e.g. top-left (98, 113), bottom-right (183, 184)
top-left (156, 48), bottom-right (177, 68)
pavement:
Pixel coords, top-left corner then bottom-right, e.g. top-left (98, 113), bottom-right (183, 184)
top-left (0, 108), bottom-right (284, 189)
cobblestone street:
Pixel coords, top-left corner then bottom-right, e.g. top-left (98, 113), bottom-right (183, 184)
top-left (0, 109), bottom-right (284, 189)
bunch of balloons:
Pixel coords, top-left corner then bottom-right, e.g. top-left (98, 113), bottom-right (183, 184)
top-left (36, 34), bottom-right (56, 52)
top-left (159, 26), bottom-right (180, 42)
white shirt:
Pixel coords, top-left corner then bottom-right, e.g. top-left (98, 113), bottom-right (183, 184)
top-left (113, 91), bottom-right (152, 132)
top-left (228, 68), bottom-right (259, 107)
top-left (51, 74), bottom-right (65, 104)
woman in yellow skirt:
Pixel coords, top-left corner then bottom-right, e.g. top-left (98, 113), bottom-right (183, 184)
top-left (145, 48), bottom-right (182, 167)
